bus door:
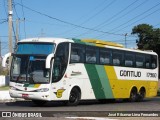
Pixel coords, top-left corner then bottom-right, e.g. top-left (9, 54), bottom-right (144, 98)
top-left (51, 43), bottom-right (69, 83)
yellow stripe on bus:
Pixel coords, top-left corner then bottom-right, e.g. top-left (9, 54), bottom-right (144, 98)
top-left (104, 66), bottom-right (158, 98)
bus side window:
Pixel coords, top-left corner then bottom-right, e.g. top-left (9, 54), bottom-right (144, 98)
top-left (112, 51), bottom-right (123, 66)
top-left (99, 49), bottom-right (111, 65)
top-left (136, 54), bottom-right (145, 68)
top-left (151, 55), bottom-right (157, 69)
top-left (70, 44), bottom-right (85, 63)
top-left (125, 53), bottom-right (134, 67)
top-left (145, 55), bottom-right (151, 69)
top-left (86, 46), bottom-right (98, 64)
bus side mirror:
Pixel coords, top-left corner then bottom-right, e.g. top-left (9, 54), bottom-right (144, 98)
top-left (2, 53), bottom-right (12, 67)
top-left (46, 53), bottom-right (54, 69)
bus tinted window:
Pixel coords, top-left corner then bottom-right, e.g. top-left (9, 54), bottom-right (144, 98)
top-left (86, 46), bottom-right (98, 64)
top-left (99, 49), bottom-right (111, 65)
top-left (70, 44), bottom-right (85, 63)
top-left (125, 53), bottom-right (134, 67)
top-left (151, 55), bottom-right (157, 69)
top-left (112, 51), bottom-right (123, 66)
top-left (145, 55), bottom-right (151, 69)
top-left (16, 43), bottom-right (54, 55)
top-left (136, 54), bottom-right (145, 68)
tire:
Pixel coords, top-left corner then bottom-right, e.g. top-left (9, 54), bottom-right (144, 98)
top-left (129, 89), bottom-right (138, 102)
top-left (137, 90), bottom-right (146, 102)
top-left (67, 88), bottom-right (81, 106)
top-left (32, 100), bottom-right (47, 106)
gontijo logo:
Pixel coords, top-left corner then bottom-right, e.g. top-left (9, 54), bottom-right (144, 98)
top-left (120, 70), bottom-right (141, 77)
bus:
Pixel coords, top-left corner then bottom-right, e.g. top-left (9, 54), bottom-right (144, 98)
top-left (2, 38), bottom-right (159, 106)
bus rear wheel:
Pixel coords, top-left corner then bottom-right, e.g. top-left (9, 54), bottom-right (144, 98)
top-left (129, 88), bottom-right (138, 102)
top-left (137, 88), bottom-right (146, 102)
top-left (67, 88), bottom-right (81, 106)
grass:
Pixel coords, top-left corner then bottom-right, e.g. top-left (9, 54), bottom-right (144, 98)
top-left (0, 86), bottom-right (9, 91)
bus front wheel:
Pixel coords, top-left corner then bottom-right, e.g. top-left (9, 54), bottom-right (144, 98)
top-left (67, 87), bottom-right (81, 106)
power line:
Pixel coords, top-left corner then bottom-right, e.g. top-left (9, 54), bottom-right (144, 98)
top-left (97, 0), bottom-right (149, 30)
top-left (3, 0), bottom-right (8, 18)
top-left (94, 0), bottom-right (140, 29)
top-left (79, 0), bottom-right (117, 26)
top-left (95, 1), bottom-right (160, 39)
top-left (113, 7), bottom-right (160, 33)
top-left (109, 1), bottom-right (160, 32)
top-left (74, 0), bottom-right (139, 38)
top-left (15, 2), bottom-right (125, 36)
top-left (58, 0), bottom-right (117, 36)
top-left (13, 0), bottom-right (20, 19)
top-left (0, 19), bottom-right (7, 24)
top-left (20, 0), bottom-right (26, 38)
top-left (72, 0), bottom-right (108, 23)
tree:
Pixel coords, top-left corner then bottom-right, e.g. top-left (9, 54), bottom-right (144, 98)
top-left (132, 24), bottom-right (160, 56)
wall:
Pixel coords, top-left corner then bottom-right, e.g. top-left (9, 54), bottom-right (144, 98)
top-left (0, 76), bottom-right (9, 87)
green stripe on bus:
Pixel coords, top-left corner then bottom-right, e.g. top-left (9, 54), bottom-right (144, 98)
top-left (84, 64), bottom-right (106, 99)
top-left (23, 84), bottom-right (29, 87)
top-left (95, 65), bottom-right (113, 98)
top-left (72, 38), bottom-right (96, 46)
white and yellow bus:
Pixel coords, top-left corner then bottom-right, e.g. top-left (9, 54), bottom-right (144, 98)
top-left (2, 38), bottom-right (159, 106)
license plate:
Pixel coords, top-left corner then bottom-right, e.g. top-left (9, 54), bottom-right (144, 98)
top-left (22, 94), bottom-right (29, 98)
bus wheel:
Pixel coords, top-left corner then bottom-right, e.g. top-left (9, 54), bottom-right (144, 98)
top-left (129, 88), bottom-right (138, 102)
top-left (137, 88), bottom-right (146, 102)
top-left (67, 88), bottom-right (81, 106)
top-left (32, 100), bottom-right (47, 106)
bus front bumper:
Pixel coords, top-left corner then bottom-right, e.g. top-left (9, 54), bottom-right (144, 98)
top-left (9, 89), bottom-right (51, 101)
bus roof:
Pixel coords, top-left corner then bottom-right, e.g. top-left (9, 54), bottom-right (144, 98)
top-left (18, 37), bottom-right (157, 56)
top-left (81, 39), bottom-right (124, 48)
top-left (19, 37), bottom-right (73, 44)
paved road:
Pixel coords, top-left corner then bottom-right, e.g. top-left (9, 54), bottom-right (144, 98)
top-left (0, 97), bottom-right (160, 120)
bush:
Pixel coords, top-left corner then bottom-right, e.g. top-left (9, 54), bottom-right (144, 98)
top-left (0, 63), bottom-right (9, 75)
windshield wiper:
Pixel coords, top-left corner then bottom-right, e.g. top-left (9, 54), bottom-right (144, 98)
top-left (26, 57), bottom-right (35, 84)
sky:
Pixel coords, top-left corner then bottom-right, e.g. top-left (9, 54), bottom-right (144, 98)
top-left (0, 0), bottom-right (160, 56)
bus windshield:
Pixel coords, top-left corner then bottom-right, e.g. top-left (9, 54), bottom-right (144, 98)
top-left (10, 42), bottom-right (55, 84)
top-left (11, 55), bottom-right (50, 84)
top-left (16, 43), bottom-right (54, 55)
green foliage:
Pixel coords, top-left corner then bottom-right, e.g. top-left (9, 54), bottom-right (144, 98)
top-left (132, 24), bottom-right (160, 56)
top-left (0, 62), bottom-right (9, 75)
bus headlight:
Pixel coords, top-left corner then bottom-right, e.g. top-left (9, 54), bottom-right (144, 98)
top-left (36, 88), bottom-right (49, 92)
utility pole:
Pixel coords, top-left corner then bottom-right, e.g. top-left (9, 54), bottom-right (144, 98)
top-left (125, 33), bottom-right (128, 48)
top-left (15, 18), bottom-right (25, 44)
top-left (0, 39), bottom-right (1, 58)
top-left (8, 0), bottom-right (13, 67)
top-left (16, 19), bottom-right (19, 44)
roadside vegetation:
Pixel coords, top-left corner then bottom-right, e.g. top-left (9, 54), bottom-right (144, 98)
top-left (0, 86), bottom-right (9, 90)
top-left (0, 62), bottom-right (9, 76)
